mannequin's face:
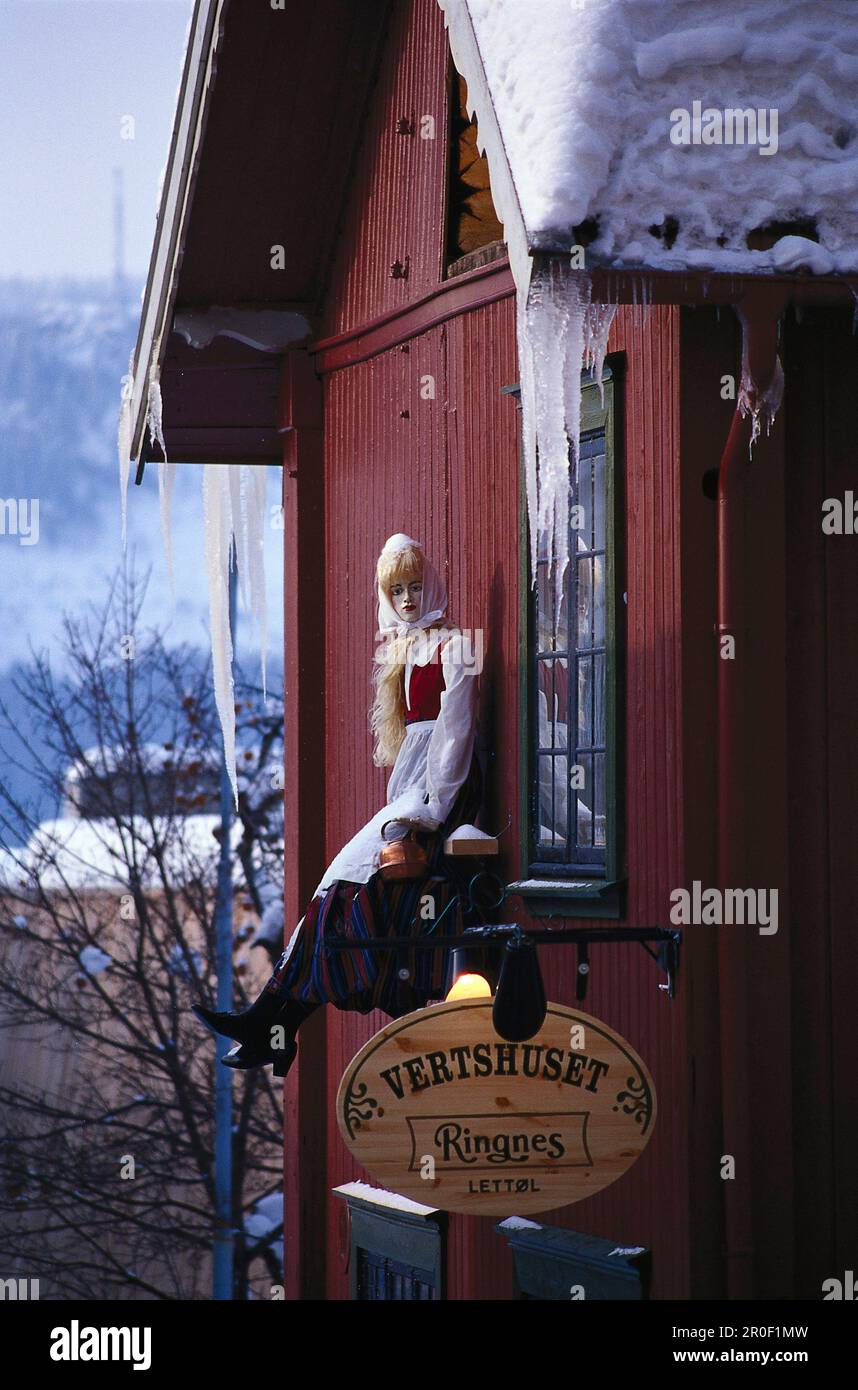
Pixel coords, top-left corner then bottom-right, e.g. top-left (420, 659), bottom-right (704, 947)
top-left (390, 577), bottom-right (423, 622)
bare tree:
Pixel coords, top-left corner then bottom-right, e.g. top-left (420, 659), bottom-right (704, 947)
top-left (0, 571), bottom-right (286, 1300)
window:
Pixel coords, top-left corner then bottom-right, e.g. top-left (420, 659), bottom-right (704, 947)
top-left (494, 1219), bottom-right (650, 1300)
top-left (355, 1249), bottom-right (438, 1301)
top-left (445, 69), bottom-right (505, 277)
top-left (513, 365), bottom-right (625, 918)
top-left (333, 1185), bottom-right (446, 1301)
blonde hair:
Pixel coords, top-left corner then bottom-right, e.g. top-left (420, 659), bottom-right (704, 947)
top-left (370, 542), bottom-right (451, 767)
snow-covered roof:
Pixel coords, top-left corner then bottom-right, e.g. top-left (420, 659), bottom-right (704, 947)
top-left (439, 0), bottom-right (858, 291)
top-left (64, 743), bottom-right (220, 784)
top-left (0, 814), bottom-right (240, 893)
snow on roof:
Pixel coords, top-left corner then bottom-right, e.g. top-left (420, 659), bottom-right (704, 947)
top-left (439, 0), bottom-right (858, 286)
top-left (64, 743), bottom-right (220, 784)
top-left (0, 814), bottom-right (240, 893)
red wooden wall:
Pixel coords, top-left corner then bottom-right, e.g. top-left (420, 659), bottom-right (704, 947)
top-left (296, 0), bottom-right (694, 1301)
top-left (283, 0), bottom-right (857, 1301)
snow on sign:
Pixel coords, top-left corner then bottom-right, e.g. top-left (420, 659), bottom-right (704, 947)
top-left (336, 999), bottom-right (656, 1216)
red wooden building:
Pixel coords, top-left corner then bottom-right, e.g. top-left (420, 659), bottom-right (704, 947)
top-left (124, 0), bottom-right (858, 1300)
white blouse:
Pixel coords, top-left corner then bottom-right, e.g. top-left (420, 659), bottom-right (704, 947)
top-left (310, 627), bottom-right (479, 899)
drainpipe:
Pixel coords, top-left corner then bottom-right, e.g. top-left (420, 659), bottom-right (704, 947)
top-left (716, 285), bottom-right (788, 1299)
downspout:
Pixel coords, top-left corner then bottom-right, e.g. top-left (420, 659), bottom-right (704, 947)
top-left (716, 284), bottom-right (788, 1299)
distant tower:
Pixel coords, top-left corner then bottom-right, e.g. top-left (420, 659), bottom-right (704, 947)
top-left (112, 166), bottom-right (126, 295)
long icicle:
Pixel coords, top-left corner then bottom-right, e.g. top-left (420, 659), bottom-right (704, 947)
top-left (203, 465), bottom-right (238, 807)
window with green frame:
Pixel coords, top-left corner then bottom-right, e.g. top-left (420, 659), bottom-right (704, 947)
top-left (514, 364), bottom-right (625, 918)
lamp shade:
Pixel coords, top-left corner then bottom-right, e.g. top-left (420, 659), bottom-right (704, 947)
top-left (492, 934), bottom-right (547, 1042)
top-left (443, 944), bottom-right (500, 1001)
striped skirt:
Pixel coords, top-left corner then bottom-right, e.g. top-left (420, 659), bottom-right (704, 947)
top-left (264, 754), bottom-right (483, 1018)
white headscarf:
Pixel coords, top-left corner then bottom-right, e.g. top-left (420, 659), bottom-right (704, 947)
top-left (375, 533), bottom-right (448, 638)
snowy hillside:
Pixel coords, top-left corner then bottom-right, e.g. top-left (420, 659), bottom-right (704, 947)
top-left (0, 276), bottom-right (282, 671)
top-left (0, 277), bottom-right (282, 827)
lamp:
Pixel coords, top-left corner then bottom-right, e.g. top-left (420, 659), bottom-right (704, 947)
top-left (492, 930), bottom-right (547, 1041)
top-left (444, 945), bottom-right (498, 1002)
top-left (446, 971), bottom-right (492, 1002)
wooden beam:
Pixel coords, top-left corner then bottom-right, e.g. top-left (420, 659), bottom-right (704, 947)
top-left (280, 349), bottom-right (327, 1301)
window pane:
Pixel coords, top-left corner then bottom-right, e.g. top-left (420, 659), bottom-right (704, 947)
top-left (593, 449), bottom-right (606, 550)
top-left (576, 752), bottom-right (593, 847)
top-left (577, 654), bottom-right (592, 746)
top-left (594, 752), bottom-right (606, 848)
top-left (531, 401), bottom-right (612, 871)
top-left (537, 659), bottom-right (568, 750)
top-left (594, 651), bottom-right (606, 746)
top-left (577, 555), bottom-right (592, 646)
top-left (593, 554), bottom-right (605, 644)
top-left (536, 561), bottom-right (557, 651)
top-left (537, 755), bottom-right (568, 848)
top-left (576, 454), bottom-right (593, 547)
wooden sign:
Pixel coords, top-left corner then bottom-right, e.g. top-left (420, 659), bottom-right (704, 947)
top-left (336, 999), bottom-right (656, 1216)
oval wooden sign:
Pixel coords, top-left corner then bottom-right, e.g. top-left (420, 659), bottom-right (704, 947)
top-left (336, 999), bottom-right (656, 1216)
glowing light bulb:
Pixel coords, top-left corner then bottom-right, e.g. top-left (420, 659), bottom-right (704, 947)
top-left (445, 972), bottom-right (492, 1002)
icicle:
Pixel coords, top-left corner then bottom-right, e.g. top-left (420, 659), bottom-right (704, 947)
top-left (243, 466), bottom-right (269, 699)
top-left (157, 459), bottom-right (176, 587)
top-left (117, 351), bottom-right (135, 546)
top-left (201, 463), bottom-right (270, 803)
top-left (225, 466), bottom-right (269, 697)
top-left (229, 466), bottom-right (248, 606)
top-left (736, 309), bottom-right (785, 457)
top-left (583, 301), bottom-right (618, 408)
top-left (203, 466), bottom-right (238, 807)
top-left (147, 377), bottom-right (168, 461)
top-left (147, 379), bottom-right (176, 587)
top-left (517, 292), bottom-right (540, 592)
top-left (517, 261), bottom-right (616, 634)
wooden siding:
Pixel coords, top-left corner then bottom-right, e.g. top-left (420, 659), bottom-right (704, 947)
top-left (284, 0), bottom-right (857, 1303)
top-left (318, 0), bottom-right (451, 338)
top-left (313, 295), bottom-right (692, 1300)
top-left (783, 308), bottom-right (858, 1297)
top-left (294, 0), bottom-right (694, 1303)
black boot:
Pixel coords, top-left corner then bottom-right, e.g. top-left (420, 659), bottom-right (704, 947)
top-left (192, 988), bottom-right (284, 1048)
top-left (222, 1038), bottom-right (298, 1078)
top-left (218, 1000), bottom-right (319, 1077)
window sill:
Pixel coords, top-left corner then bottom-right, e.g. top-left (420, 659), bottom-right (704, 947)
top-left (445, 240), bottom-right (508, 278)
top-left (507, 878), bottom-right (626, 920)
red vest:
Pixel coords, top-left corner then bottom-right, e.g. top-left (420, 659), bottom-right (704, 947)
top-left (404, 657), bottom-right (446, 723)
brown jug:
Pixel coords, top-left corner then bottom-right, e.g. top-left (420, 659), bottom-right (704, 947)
top-left (378, 820), bottom-right (429, 881)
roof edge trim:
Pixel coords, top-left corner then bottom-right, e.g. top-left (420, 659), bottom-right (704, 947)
top-left (125, 0), bottom-right (230, 467)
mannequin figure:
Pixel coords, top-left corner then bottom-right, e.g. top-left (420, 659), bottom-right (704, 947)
top-left (194, 533), bottom-right (482, 1075)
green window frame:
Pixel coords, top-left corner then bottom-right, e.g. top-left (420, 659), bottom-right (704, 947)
top-left (333, 1186), bottom-right (446, 1301)
top-left (510, 361), bottom-right (626, 919)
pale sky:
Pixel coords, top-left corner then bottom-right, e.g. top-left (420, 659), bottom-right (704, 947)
top-left (0, 0), bottom-right (194, 280)
top-left (0, 0), bottom-right (283, 685)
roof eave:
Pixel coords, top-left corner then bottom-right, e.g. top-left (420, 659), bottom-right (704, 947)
top-left (126, 0), bottom-right (230, 466)
top-left (528, 250), bottom-right (858, 308)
